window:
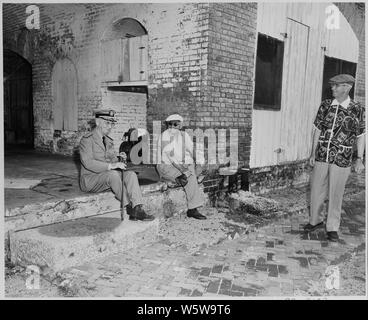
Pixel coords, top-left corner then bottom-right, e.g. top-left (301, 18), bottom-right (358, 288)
top-left (52, 59), bottom-right (78, 131)
top-left (254, 33), bottom-right (284, 111)
top-left (322, 56), bottom-right (357, 101)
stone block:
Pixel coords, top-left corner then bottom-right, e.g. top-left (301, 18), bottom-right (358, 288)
top-left (10, 211), bottom-right (159, 271)
top-left (229, 190), bottom-right (280, 216)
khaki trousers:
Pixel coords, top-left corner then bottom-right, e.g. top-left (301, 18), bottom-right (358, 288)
top-left (157, 164), bottom-right (204, 210)
top-left (310, 162), bottom-right (351, 232)
top-left (81, 170), bottom-right (144, 208)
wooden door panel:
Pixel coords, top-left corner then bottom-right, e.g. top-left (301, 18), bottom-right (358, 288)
top-left (101, 35), bottom-right (148, 83)
top-left (279, 19), bottom-right (309, 163)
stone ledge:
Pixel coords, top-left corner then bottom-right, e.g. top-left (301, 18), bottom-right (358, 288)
top-left (10, 211), bottom-right (159, 271)
top-left (5, 183), bottom-right (208, 233)
top-left (5, 181), bottom-right (166, 217)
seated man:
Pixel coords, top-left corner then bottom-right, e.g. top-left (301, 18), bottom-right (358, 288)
top-left (156, 114), bottom-right (207, 220)
top-left (79, 109), bottom-right (154, 221)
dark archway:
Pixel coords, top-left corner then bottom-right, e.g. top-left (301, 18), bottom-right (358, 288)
top-left (4, 49), bottom-right (34, 147)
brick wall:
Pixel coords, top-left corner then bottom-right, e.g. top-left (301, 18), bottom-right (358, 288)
top-left (335, 3), bottom-right (365, 107)
top-left (3, 3), bottom-right (211, 156)
top-left (101, 89), bottom-right (147, 154)
top-left (199, 2), bottom-right (257, 193)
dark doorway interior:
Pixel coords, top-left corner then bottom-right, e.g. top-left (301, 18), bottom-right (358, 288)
top-left (254, 33), bottom-right (284, 111)
top-left (4, 49), bottom-right (33, 147)
top-left (322, 56), bottom-right (357, 101)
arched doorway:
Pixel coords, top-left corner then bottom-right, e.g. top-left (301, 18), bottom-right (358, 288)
top-left (4, 49), bottom-right (33, 147)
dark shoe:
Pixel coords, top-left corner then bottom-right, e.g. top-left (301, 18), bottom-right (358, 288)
top-left (129, 205), bottom-right (155, 221)
top-left (303, 222), bottom-right (324, 232)
top-left (187, 208), bottom-right (207, 220)
top-left (175, 174), bottom-right (188, 187)
top-left (327, 231), bottom-right (339, 242)
top-left (126, 204), bottom-right (134, 216)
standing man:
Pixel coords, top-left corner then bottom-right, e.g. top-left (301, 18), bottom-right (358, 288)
top-left (157, 114), bottom-right (207, 220)
top-left (79, 109), bottom-right (154, 221)
top-left (304, 74), bottom-right (365, 241)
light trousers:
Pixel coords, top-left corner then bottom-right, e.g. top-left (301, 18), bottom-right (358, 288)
top-left (81, 170), bottom-right (144, 208)
top-left (310, 161), bottom-right (351, 232)
top-left (156, 164), bottom-right (204, 210)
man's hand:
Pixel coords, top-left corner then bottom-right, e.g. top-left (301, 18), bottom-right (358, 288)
top-left (109, 162), bottom-right (127, 170)
top-left (354, 158), bottom-right (364, 174)
top-left (309, 154), bottom-right (316, 167)
top-left (118, 152), bottom-right (127, 162)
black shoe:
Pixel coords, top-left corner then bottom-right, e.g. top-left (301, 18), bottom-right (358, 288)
top-left (126, 204), bottom-right (134, 216)
top-left (303, 222), bottom-right (324, 232)
top-left (327, 231), bottom-right (339, 242)
top-left (175, 174), bottom-right (188, 187)
top-left (129, 205), bottom-right (155, 221)
top-left (187, 208), bottom-right (207, 220)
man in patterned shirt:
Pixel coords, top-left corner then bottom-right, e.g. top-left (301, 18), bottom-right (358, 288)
top-left (304, 74), bottom-right (365, 242)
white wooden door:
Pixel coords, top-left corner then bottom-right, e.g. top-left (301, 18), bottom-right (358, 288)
top-left (52, 59), bottom-right (78, 131)
top-left (278, 19), bottom-right (309, 163)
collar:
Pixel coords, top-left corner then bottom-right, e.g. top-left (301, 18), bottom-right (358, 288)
top-left (92, 128), bottom-right (104, 139)
top-left (331, 96), bottom-right (351, 109)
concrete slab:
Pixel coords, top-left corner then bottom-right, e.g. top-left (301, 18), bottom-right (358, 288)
top-left (5, 179), bottom-right (42, 189)
top-left (10, 211), bottom-right (159, 271)
top-left (5, 189), bottom-right (57, 210)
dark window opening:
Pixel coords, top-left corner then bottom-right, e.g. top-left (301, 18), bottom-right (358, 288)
top-left (254, 33), bottom-right (284, 111)
top-left (322, 56), bottom-right (357, 101)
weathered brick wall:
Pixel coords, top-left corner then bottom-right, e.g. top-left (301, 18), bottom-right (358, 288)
top-left (249, 161), bottom-right (312, 195)
top-left (101, 89), bottom-right (147, 154)
top-left (200, 2), bottom-right (257, 193)
top-left (335, 3), bottom-right (365, 107)
top-left (3, 3), bottom-right (211, 156)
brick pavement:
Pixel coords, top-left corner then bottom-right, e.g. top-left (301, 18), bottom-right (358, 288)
top-left (47, 172), bottom-right (365, 298)
top-left (5, 172), bottom-right (365, 297)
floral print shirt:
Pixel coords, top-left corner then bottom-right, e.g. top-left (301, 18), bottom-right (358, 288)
top-left (313, 97), bottom-right (365, 168)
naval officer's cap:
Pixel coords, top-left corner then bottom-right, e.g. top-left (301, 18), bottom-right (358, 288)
top-left (94, 109), bottom-right (117, 123)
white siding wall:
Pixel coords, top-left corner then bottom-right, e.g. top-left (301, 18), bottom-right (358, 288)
top-left (250, 3), bottom-right (359, 168)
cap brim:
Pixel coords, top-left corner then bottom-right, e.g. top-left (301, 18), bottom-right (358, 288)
top-left (99, 116), bottom-right (117, 122)
top-left (328, 81), bottom-right (353, 85)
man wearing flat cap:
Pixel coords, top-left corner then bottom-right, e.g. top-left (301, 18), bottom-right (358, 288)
top-left (79, 109), bottom-right (154, 221)
top-left (157, 114), bottom-right (207, 220)
top-left (305, 74), bottom-right (365, 241)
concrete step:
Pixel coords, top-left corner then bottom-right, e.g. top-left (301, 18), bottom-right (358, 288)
top-left (9, 211), bottom-right (159, 271)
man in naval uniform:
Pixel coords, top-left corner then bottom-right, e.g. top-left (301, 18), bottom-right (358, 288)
top-left (304, 74), bottom-right (365, 241)
top-left (79, 109), bottom-right (154, 221)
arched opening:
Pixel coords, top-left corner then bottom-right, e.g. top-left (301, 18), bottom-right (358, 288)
top-left (3, 49), bottom-right (33, 148)
top-left (102, 17), bottom-right (147, 40)
top-left (100, 18), bottom-right (149, 153)
top-left (101, 18), bottom-right (148, 84)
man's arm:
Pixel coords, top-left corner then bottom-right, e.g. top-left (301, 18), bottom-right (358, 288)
top-left (80, 138), bottom-right (125, 172)
top-left (354, 134), bottom-right (365, 173)
top-left (354, 104), bottom-right (366, 173)
top-left (80, 137), bottom-right (110, 173)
